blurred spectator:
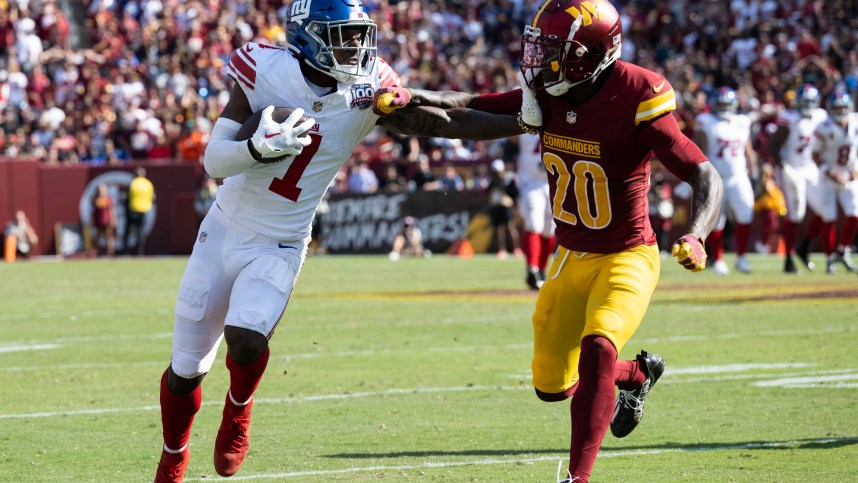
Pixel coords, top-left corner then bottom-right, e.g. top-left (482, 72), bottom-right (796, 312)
top-left (379, 164), bottom-right (407, 193)
top-left (437, 162), bottom-right (465, 192)
top-left (410, 156), bottom-right (439, 191)
top-left (647, 173), bottom-right (674, 254)
top-left (176, 120), bottom-right (205, 163)
top-left (4, 209), bottom-right (39, 259)
top-left (92, 182), bottom-right (117, 257)
top-left (487, 159), bottom-right (522, 260)
top-left (754, 163), bottom-right (787, 254)
top-left (124, 167), bottom-right (154, 255)
top-left (346, 152), bottom-right (379, 194)
top-left (388, 216), bottom-right (428, 261)
top-left (194, 175), bottom-right (218, 226)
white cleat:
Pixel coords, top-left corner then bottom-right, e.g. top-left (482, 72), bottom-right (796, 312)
top-left (713, 259), bottom-right (730, 276)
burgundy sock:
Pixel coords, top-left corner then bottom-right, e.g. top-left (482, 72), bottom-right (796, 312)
top-left (840, 217), bottom-right (858, 250)
top-left (708, 229), bottom-right (724, 260)
top-left (614, 358), bottom-right (646, 390)
top-left (160, 368), bottom-right (202, 451)
top-left (821, 222), bottom-right (835, 256)
top-left (782, 220), bottom-right (798, 254)
top-left (227, 347), bottom-right (270, 404)
top-left (568, 335), bottom-right (617, 482)
top-left (734, 223), bottom-right (751, 256)
top-left (805, 213), bottom-right (822, 240)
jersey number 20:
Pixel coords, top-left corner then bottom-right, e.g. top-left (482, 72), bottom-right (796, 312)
top-left (543, 153), bottom-right (612, 229)
top-left (268, 134), bottom-right (323, 201)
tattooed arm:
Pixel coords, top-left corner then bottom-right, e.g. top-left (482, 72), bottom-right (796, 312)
top-left (406, 89), bottom-right (481, 109)
top-left (377, 105), bottom-right (523, 140)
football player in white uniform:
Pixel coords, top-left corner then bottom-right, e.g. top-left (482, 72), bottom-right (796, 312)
top-left (810, 89), bottom-right (858, 273)
top-left (693, 87), bottom-right (757, 274)
top-left (153, 2), bottom-right (510, 481)
top-left (516, 133), bottom-right (555, 289)
top-left (768, 84), bottom-right (828, 273)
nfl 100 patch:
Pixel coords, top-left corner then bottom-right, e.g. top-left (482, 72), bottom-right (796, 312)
top-left (350, 83), bottom-right (374, 109)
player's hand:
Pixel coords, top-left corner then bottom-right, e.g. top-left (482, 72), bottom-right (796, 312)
top-left (250, 106), bottom-right (315, 161)
top-left (518, 71), bottom-right (542, 134)
top-left (372, 87), bottom-right (411, 116)
top-left (672, 234), bottom-right (707, 272)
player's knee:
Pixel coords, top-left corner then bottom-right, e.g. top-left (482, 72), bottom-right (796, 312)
top-left (534, 387), bottom-right (569, 402)
top-left (225, 326), bottom-right (269, 364)
top-left (167, 365), bottom-right (205, 396)
top-left (580, 334), bottom-right (617, 363)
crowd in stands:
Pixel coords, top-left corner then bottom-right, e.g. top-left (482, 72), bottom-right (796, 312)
top-left (1, 0), bottom-right (857, 190)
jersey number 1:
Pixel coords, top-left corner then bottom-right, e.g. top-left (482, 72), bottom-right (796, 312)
top-left (268, 134), bottom-right (322, 201)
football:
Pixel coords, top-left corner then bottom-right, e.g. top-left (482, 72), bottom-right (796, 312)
top-left (236, 106), bottom-right (312, 162)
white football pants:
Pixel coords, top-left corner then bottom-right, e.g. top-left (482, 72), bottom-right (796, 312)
top-left (170, 206), bottom-right (307, 379)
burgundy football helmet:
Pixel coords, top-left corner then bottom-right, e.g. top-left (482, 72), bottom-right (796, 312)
top-left (521, 0), bottom-right (623, 96)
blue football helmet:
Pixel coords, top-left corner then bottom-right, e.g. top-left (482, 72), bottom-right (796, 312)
top-left (286, 0), bottom-right (378, 83)
top-left (829, 88), bottom-right (853, 123)
top-left (713, 87), bottom-right (738, 118)
top-left (796, 84), bottom-right (820, 117)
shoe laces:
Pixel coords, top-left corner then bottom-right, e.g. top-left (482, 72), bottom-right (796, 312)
top-left (619, 379), bottom-right (651, 419)
top-left (556, 460), bottom-right (579, 482)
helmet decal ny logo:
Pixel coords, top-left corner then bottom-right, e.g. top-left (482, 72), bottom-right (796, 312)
top-left (290, 0), bottom-right (312, 25)
top-left (566, 1), bottom-right (602, 26)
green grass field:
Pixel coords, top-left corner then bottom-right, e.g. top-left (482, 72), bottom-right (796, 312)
top-left (1, 253), bottom-right (857, 482)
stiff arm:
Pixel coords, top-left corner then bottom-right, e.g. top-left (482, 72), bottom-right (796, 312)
top-left (378, 104), bottom-right (523, 140)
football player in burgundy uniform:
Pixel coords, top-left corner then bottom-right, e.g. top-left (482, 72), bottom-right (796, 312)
top-left (375, 1), bottom-right (722, 481)
top-left (154, 1), bottom-right (513, 482)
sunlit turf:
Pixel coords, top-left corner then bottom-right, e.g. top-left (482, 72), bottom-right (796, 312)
top-left (0, 253), bottom-right (856, 482)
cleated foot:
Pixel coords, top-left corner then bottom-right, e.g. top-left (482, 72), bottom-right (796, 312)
top-left (154, 446), bottom-right (190, 483)
top-left (214, 391), bottom-right (253, 477)
top-left (610, 350), bottom-right (665, 438)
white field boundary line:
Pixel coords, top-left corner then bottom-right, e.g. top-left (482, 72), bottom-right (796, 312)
top-left (2, 324), bottom-right (853, 360)
top-left (183, 436), bottom-right (858, 481)
top-left (4, 368), bottom-right (858, 420)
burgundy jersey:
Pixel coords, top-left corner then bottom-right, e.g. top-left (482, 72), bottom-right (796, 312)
top-left (475, 61), bottom-right (706, 253)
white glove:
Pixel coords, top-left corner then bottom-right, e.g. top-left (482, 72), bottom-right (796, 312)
top-left (518, 71), bottom-right (542, 134)
top-left (249, 106), bottom-right (316, 161)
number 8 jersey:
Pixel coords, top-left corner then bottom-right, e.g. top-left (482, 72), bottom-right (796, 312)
top-left (218, 42), bottom-right (400, 242)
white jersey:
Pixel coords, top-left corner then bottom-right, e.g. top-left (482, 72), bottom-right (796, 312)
top-left (813, 113), bottom-right (858, 177)
top-left (694, 112), bottom-right (752, 179)
top-left (776, 108), bottom-right (828, 169)
top-left (516, 133), bottom-right (546, 190)
top-left (219, 42), bottom-right (400, 241)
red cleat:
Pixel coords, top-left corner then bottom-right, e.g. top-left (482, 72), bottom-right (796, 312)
top-left (213, 391), bottom-right (253, 477)
top-left (154, 446), bottom-right (190, 483)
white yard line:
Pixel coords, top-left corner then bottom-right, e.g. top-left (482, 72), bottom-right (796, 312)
top-left (182, 436), bottom-right (858, 481)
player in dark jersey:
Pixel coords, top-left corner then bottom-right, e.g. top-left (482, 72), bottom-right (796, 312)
top-left (374, 1), bottom-right (722, 481)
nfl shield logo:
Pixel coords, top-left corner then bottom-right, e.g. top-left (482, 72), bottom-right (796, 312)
top-left (566, 111), bottom-right (577, 124)
top-left (198, 231), bottom-right (207, 243)
top-left (313, 101), bottom-right (323, 112)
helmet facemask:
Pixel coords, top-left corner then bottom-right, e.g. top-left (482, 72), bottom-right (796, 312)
top-left (520, 16), bottom-right (621, 97)
top-left (287, 3), bottom-right (378, 84)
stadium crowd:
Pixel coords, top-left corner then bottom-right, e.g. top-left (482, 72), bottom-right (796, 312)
top-left (0, 0), bottom-right (857, 188)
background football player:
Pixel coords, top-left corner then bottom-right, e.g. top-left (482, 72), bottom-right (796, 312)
top-left (515, 133), bottom-right (555, 289)
top-left (809, 89), bottom-right (858, 273)
top-left (768, 84), bottom-right (829, 273)
top-left (374, 0), bottom-right (723, 481)
top-left (693, 87), bottom-right (758, 275)
top-left (154, 2), bottom-right (514, 481)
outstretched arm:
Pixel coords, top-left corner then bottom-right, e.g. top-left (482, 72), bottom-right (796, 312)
top-left (378, 105), bottom-right (523, 140)
top-left (407, 89), bottom-right (481, 109)
top-left (684, 160), bottom-right (723, 241)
